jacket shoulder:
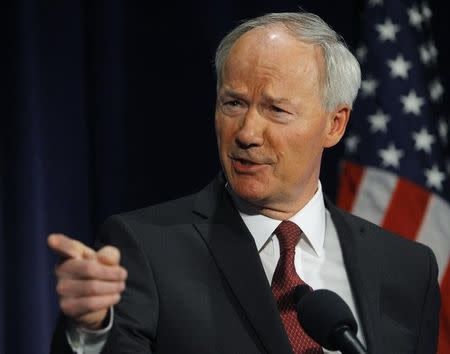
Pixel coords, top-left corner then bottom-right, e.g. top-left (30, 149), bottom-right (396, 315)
top-left (328, 201), bottom-right (435, 259)
top-left (114, 192), bottom-right (200, 226)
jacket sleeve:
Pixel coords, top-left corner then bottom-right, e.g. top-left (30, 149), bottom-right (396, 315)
top-left (96, 214), bottom-right (159, 354)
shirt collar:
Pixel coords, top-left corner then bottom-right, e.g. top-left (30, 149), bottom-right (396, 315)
top-left (227, 182), bottom-right (326, 258)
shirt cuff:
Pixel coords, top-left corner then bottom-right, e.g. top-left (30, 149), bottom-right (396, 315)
top-left (66, 307), bottom-right (114, 354)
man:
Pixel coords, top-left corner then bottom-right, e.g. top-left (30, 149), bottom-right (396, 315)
top-left (48, 12), bottom-right (440, 354)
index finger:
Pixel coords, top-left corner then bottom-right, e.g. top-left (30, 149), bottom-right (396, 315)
top-left (48, 234), bottom-right (96, 260)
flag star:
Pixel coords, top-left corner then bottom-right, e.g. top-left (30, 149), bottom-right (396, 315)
top-left (356, 46), bottom-right (368, 63)
top-left (368, 109), bottom-right (390, 133)
top-left (422, 3), bottom-right (432, 21)
top-left (387, 54), bottom-right (412, 79)
top-left (345, 134), bottom-right (360, 153)
top-left (368, 0), bottom-right (383, 6)
top-left (419, 44), bottom-right (432, 65)
top-left (428, 41), bottom-right (438, 60)
top-left (378, 143), bottom-right (404, 168)
top-left (361, 77), bottom-right (379, 97)
top-left (376, 18), bottom-right (400, 42)
top-left (424, 164), bottom-right (445, 190)
top-left (412, 128), bottom-right (435, 153)
top-left (429, 79), bottom-right (444, 102)
top-left (438, 118), bottom-right (448, 144)
top-left (407, 6), bottom-right (423, 29)
top-left (400, 90), bottom-right (425, 115)
top-left (419, 41), bottom-right (438, 65)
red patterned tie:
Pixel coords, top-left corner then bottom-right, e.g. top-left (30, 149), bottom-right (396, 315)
top-left (271, 220), bottom-right (323, 354)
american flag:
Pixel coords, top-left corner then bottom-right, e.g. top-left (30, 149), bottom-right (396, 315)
top-left (337, 0), bottom-right (450, 352)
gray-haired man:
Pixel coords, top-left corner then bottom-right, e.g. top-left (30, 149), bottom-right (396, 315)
top-left (49, 11), bottom-right (440, 354)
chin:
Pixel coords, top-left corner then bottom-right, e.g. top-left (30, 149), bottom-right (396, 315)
top-left (229, 177), bottom-right (268, 203)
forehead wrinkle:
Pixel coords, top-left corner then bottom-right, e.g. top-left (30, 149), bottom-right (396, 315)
top-left (223, 64), bottom-right (281, 99)
top-left (226, 52), bottom-right (284, 80)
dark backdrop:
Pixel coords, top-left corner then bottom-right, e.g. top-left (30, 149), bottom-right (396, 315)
top-left (2, 1), bottom-right (449, 353)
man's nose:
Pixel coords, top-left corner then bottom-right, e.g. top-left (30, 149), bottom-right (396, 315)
top-left (235, 107), bottom-right (265, 149)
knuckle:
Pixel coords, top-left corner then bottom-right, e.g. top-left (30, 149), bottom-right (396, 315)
top-left (56, 259), bottom-right (75, 276)
top-left (86, 281), bottom-right (99, 295)
top-left (101, 266), bottom-right (116, 281)
top-left (113, 294), bottom-right (121, 304)
top-left (56, 282), bottom-right (66, 295)
top-left (80, 262), bottom-right (97, 278)
top-left (59, 299), bottom-right (72, 315)
top-left (117, 281), bottom-right (125, 292)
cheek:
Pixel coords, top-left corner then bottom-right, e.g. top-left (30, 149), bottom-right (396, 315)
top-left (215, 115), bottom-right (236, 148)
top-left (215, 115), bottom-right (225, 146)
top-left (299, 118), bottom-right (328, 144)
top-left (277, 126), bottom-right (325, 165)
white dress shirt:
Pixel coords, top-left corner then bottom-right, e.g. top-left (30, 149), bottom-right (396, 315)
top-left (231, 181), bottom-right (366, 353)
top-left (68, 181), bottom-right (365, 353)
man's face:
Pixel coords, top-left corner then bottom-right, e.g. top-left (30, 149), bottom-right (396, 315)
top-left (215, 26), bottom-right (348, 218)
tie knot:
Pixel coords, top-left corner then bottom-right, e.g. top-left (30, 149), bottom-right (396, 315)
top-left (275, 220), bottom-right (301, 252)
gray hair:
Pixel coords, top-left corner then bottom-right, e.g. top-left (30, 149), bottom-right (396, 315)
top-left (214, 12), bottom-right (361, 111)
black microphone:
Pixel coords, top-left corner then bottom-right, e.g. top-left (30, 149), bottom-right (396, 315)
top-left (295, 287), bottom-right (367, 354)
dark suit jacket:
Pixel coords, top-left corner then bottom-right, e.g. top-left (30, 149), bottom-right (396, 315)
top-left (51, 175), bottom-right (440, 354)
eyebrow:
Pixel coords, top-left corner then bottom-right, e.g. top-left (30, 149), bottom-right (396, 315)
top-left (220, 89), bottom-right (292, 105)
top-left (219, 89), bottom-right (247, 100)
top-left (261, 93), bottom-right (292, 105)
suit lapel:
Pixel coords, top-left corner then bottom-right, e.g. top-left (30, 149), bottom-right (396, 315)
top-left (327, 200), bottom-right (382, 354)
top-left (192, 176), bottom-right (293, 354)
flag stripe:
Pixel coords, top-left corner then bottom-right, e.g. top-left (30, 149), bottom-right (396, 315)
top-left (352, 166), bottom-right (397, 225)
top-left (381, 179), bottom-right (431, 241)
top-left (416, 194), bottom-right (450, 282)
top-left (337, 161), bottom-right (365, 211)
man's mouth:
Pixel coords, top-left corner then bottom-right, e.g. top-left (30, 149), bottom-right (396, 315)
top-left (235, 158), bottom-right (257, 165)
top-left (230, 157), bottom-right (268, 174)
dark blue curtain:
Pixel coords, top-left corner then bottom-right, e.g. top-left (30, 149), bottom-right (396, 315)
top-left (2, 1), bottom-right (449, 353)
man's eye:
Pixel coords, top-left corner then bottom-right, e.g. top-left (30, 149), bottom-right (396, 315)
top-left (272, 105), bottom-right (286, 113)
top-left (224, 100), bottom-right (241, 107)
top-left (219, 98), bottom-right (246, 116)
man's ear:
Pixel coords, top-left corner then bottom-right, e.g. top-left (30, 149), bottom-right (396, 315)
top-left (323, 105), bottom-right (351, 148)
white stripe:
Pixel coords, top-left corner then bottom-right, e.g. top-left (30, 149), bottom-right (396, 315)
top-left (352, 167), bottom-right (397, 225)
top-left (416, 194), bottom-right (450, 283)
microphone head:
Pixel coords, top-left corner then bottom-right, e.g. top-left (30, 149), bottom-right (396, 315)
top-left (295, 289), bottom-right (358, 350)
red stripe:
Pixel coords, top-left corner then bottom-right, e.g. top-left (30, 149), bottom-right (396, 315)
top-left (337, 161), bottom-right (365, 212)
top-left (381, 178), bottom-right (430, 241)
top-left (438, 264), bottom-right (450, 354)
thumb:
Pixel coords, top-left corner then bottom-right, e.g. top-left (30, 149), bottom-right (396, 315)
top-left (97, 245), bottom-right (121, 266)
